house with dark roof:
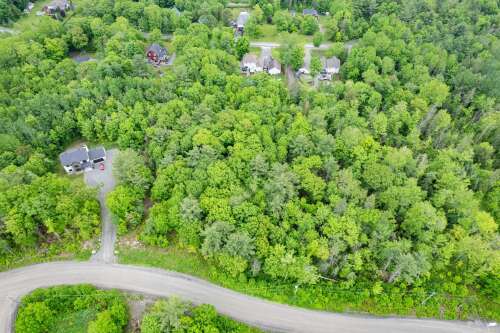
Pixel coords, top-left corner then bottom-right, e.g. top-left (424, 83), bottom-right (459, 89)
top-left (241, 53), bottom-right (263, 74)
top-left (236, 11), bottom-right (250, 33)
top-left (302, 8), bottom-right (318, 17)
top-left (267, 59), bottom-right (281, 75)
top-left (60, 145), bottom-right (106, 174)
top-left (258, 54), bottom-right (281, 75)
top-left (43, 0), bottom-right (71, 17)
top-left (146, 43), bottom-right (168, 65)
top-left (319, 56), bottom-right (341, 80)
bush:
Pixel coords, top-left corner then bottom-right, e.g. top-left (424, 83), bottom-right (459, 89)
top-left (313, 32), bottom-right (323, 47)
top-left (15, 285), bottom-right (129, 333)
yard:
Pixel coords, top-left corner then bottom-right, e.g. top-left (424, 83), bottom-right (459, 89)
top-left (12, 0), bottom-right (76, 31)
top-left (252, 24), bottom-right (313, 46)
top-left (51, 309), bottom-right (98, 333)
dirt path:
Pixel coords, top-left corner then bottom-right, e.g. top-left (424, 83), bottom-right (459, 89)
top-left (84, 148), bottom-right (118, 264)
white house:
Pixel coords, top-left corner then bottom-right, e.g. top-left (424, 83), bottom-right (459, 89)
top-left (267, 59), bottom-right (281, 75)
top-left (236, 11), bottom-right (250, 32)
top-left (59, 145), bottom-right (106, 174)
top-left (241, 54), bottom-right (262, 74)
top-left (319, 56), bottom-right (341, 80)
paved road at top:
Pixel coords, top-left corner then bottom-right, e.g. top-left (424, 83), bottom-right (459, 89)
top-left (250, 41), bottom-right (281, 48)
top-left (0, 262), bottom-right (491, 333)
top-left (84, 148), bottom-right (118, 264)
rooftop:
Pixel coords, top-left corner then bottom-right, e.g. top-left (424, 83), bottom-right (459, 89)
top-left (242, 53), bottom-right (258, 64)
top-left (322, 56), bottom-right (341, 69)
top-left (60, 145), bottom-right (106, 166)
top-left (60, 146), bottom-right (88, 166)
top-left (89, 147), bottom-right (106, 161)
top-left (237, 12), bottom-right (250, 27)
top-left (303, 8), bottom-right (318, 16)
top-left (47, 0), bottom-right (68, 9)
top-left (147, 43), bottom-right (168, 59)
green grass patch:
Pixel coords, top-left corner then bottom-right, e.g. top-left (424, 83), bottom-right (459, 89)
top-left (253, 24), bottom-right (313, 46)
top-left (16, 285), bottom-right (129, 332)
top-left (249, 46), bottom-right (261, 54)
top-left (51, 308), bottom-right (97, 333)
top-left (118, 244), bottom-right (500, 322)
top-left (311, 49), bottom-right (327, 57)
top-left (0, 241), bottom-right (92, 272)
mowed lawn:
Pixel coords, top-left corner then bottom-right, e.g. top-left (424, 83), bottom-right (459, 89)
top-left (12, 0), bottom-right (79, 31)
top-left (51, 309), bottom-right (98, 333)
top-left (252, 24), bottom-right (313, 46)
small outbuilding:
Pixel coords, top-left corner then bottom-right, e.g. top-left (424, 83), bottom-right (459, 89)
top-left (146, 43), bottom-right (168, 65)
top-left (60, 145), bottom-right (106, 174)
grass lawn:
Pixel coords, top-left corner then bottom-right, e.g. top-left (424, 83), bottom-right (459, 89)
top-left (12, 0), bottom-right (80, 32)
top-left (51, 308), bottom-right (97, 333)
top-left (248, 46), bottom-right (261, 55)
top-left (0, 244), bottom-right (92, 272)
top-left (118, 243), bottom-right (500, 321)
top-left (311, 49), bottom-right (328, 57)
top-left (253, 24), bottom-right (313, 46)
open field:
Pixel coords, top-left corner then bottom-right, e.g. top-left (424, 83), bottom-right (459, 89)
top-left (253, 24), bottom-right (313, 46)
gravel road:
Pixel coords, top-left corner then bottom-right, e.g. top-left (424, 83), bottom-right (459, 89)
top-left (0, 262), bottom-right (492, 333)
top-left (84, 148), bottom-right (118, 264)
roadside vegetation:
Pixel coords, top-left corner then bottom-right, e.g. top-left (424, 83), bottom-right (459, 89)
top-left (140, 297), bottom-right (263, 333)
top-left (15, 284), bottom-right (263, 333)
top-left (119, 244), bottom-right (500, 321)
top-left (15, 285), bottom-right (129, 333)
top-left (0, 0), bottom-right (498, 323)
top-left (0, 158), bottom-right (99, 270)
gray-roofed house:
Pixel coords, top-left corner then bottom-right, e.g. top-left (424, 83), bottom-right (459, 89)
top-left (43, 0), bottom-right (71, 17)
top-left (241, 53), bottom-right (262, 74)
top-left (60, 145), bottom-right (106, 174)
top-left (303, 8), bottom-right (318, 17)
top-left (236, 11), bottom-right (250, 32)
top-left (146, 43), bottom-right (168, 65)
top-left (319, 56), bottom-right (341, 80)
top-left (267, 59), bottom-right (281, 75)
top-left (259, 54), bottom-right (272, 71)
top-left (24, 2), bottom-right (34, 13)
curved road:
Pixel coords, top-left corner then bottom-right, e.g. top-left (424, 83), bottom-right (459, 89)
top-left (0, 262), bottom-right (490, 333)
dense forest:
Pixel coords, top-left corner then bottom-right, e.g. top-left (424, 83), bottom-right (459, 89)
top-left (0, 0), bottom-right (498, 321)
